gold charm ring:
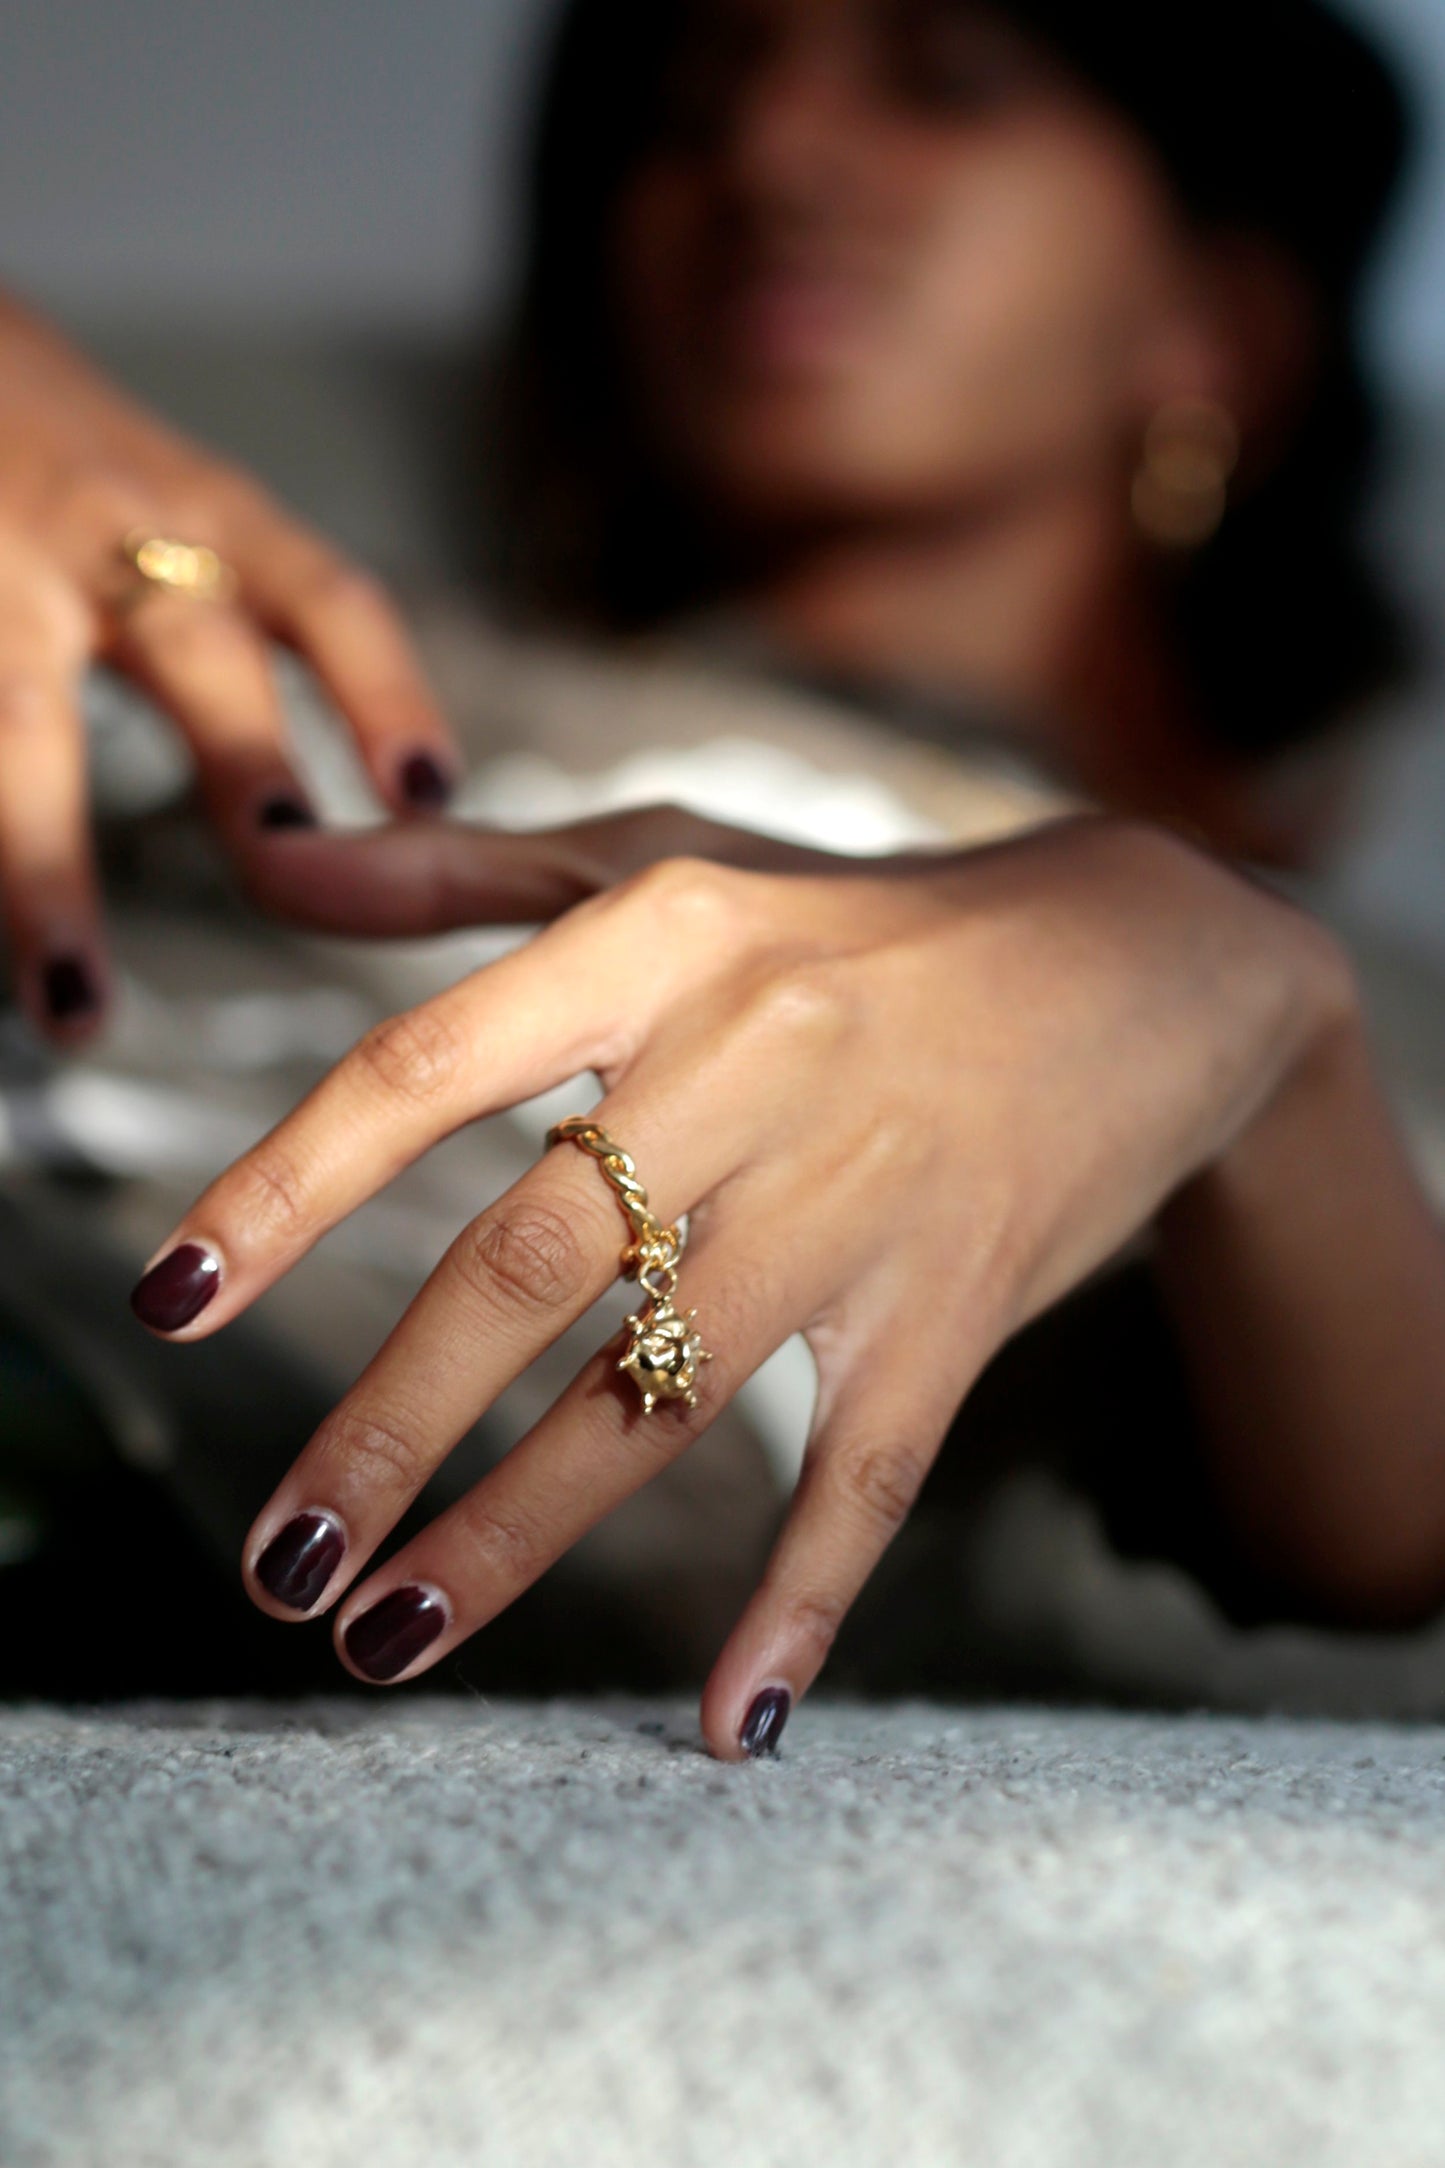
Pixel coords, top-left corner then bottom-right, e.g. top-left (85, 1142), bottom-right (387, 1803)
top-left (546, 1116), bottom-right (711, 1414)
top-left (120, 529), bottom-right (238, 607)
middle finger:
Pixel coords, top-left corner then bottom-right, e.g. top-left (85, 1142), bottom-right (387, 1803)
top-left (327, 1163), bottom-right (843, 1681)
top-left (115, 588), bottom-right (316, 836)
top-left (242, 1074), bottom-right (759, 1621)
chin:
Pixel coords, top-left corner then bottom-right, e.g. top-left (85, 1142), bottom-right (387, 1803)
top-left (685, 436), bottom-right (968, 534)
top-left (667, 391), bottom-right (889, 514)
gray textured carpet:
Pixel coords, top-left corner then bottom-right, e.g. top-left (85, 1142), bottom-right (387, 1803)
top-left (5, 1698), bottom-right (1445, 2167)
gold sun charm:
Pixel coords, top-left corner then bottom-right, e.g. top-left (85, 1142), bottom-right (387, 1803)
top-left (544, 1116), bottom-right (714, 1417)
top-left (618, 1298), bottom-right (711, 1413)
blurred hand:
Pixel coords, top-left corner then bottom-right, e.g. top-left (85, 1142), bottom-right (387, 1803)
top-left (130, 815), bottom-right (1350, 1756)
top-left (241, 799), bottom-right (891, 935)
top-left (0, 297), bottom-right (459, 1041)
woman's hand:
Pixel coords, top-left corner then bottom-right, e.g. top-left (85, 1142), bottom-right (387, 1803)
top-left (0, 297), bottom-right (458, 1040)
top-left (129, 815), bottom-right (1378, 1755)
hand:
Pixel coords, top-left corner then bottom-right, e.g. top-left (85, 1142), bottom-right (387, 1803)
top-left (0, 298), bottom-right (458, 1041)
top-left (130, 816), bottom-right (1347, 1755)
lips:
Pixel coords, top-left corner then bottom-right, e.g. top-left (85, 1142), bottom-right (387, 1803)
top-left (723, 266), bottom-right (869, 370)
top-left (702, 240), bottom-right (885, 380)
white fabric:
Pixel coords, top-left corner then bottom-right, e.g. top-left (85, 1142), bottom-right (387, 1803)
top-left (5, 1697), bottom-right (1445, 2168)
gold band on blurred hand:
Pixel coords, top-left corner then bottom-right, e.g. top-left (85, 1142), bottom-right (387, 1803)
top-left (120, 529), bottom-right (238, 606)
top-left (546, 1115), bottom-right (711, 1414)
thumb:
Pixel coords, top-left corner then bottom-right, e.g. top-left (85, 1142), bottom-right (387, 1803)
top-left (240, 806), bottom-right (846, 938)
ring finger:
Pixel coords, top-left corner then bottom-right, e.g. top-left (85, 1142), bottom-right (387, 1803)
top-left (324, 1164), bottom-right (847, 1686)
top-left (114, 587), bottom-right (316, 839)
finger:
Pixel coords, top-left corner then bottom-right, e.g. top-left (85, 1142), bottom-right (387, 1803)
top-left (239, 810), bottom-right (847, 940)
top-left (240, 1078), bottom-right (760, 1624)
top-left (320, 1172), bottom-right (834, 1679)
top-left (233, 514), bottom-right (458, 814)
top-left (127, 858), bottom-right (751, 1336)
top-left (699, 1311), bottom-right (978, 1760)
top-left (236, 821), bottom-right (604, 938)
top-left (114, 588), bottom-right (321, 839)
top-left (0, 558), bottom-right (108, 1040)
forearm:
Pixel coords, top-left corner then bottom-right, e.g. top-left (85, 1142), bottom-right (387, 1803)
top-left (1157, 989), bottom-right (1445, 1625)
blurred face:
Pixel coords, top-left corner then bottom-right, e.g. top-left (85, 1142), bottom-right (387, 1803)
top-left (611, 0), bottom-right (1216, 530)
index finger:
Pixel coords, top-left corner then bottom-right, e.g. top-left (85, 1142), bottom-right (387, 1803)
top-left (126, 862), bottom-right (736, 1337)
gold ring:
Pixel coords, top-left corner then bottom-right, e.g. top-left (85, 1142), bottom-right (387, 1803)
top-left (120, 529), bottom-right (237, 606)
top-left (547, 1115), bottom-right (711, 1414)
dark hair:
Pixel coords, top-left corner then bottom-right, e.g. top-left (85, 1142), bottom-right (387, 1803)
top-left (493, 0), bottom-right (1414, 756)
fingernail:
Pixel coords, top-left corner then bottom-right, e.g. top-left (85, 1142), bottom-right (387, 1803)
top-left (129, 1242), bottom-right (221, 1333)
top-left (344, 1585), bottom-right (447, 1681)
top-left (740, 1685), bottom-right (791, 1758)
top-left (398, 751), bottom-right (452, 811)
top-left (257, 793), bottom-right (318, 831)
top-left (255, 1511), bottom-right (345, 1612)
top-left (42, 953), bottom-right (101, 1023)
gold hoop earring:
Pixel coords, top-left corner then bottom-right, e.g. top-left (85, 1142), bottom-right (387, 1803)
top-left (1130, 397), bottom-right (1241, 550)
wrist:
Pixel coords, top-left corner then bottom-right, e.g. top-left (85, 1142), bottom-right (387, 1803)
top-left (1181, 910), bottom-right (1367, 1219)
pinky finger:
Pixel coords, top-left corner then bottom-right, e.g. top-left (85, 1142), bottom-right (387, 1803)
top-left (699, 1316), bottom-right (974, 1761)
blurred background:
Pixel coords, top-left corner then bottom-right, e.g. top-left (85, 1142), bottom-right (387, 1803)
top-left (2, 0), bottom-right (1443, 946)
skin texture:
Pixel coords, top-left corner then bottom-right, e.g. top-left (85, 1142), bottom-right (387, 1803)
top-left (0, 297), bottom-right (458, 1044)
top-left (134, 816), bottom-right (1445, 1757)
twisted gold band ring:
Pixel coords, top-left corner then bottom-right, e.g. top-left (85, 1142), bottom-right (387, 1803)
top-left (546, 1116), bottom-right (711, 1413)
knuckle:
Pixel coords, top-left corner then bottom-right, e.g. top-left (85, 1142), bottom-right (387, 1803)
top-left (455, 1491), bottom-right (549, 1580)
top-left (69, 470), bottom-right (152, 537)
top-left (744, 957), bottom-right (855, 1049)
top-left (456, 1201), bottom-right (590, 1315)
top-left (354, 1004), bottom-right (467, 1107)
top-left (292, 555), bottom-right (388, 621)
top-left (617, 854), bottom-right (747, 935)
top-left (318, 1402), bottom-right (427, 1498)
top-left (228, 1142), bottom-right (314, 1245)
top-left (829, 1444), bottom-right (927, 1536)
top-left (782, 1584), bottom-right (850, 1662)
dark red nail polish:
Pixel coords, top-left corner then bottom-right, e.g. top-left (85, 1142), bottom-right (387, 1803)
top-left (257, 793), bottom-right (318, 831)
top-left (344, 1586), bottom-right (446, 1681)
top-left (740, 1686), bottom-right (790, 1758)
top-left (42, 953), bottom-right (101, 1023)
top-left (399, 752), bottom-right (452, 811)
top-left (255, 1512), bottom-right (345, 1612)
top-left (129, 1243), bottom-right (221, 1333)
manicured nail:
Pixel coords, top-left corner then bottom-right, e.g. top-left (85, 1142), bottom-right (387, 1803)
top-left (257, 793), bottom-right (318, 831)
top-left (398, 751), bottom-right (452, 811)
top-left (129, 1243), bottom-right (221, 1333)
top-left (740, 1685), bottom-right (791, 1758)
top-left (343, 1585), bottom-right (447, 1681)
top-left (255, 1511), bottom-right (345, 1612)
top-left (42, 953), bottom-right (101, 1023)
